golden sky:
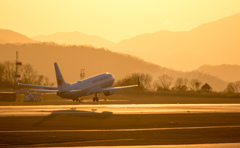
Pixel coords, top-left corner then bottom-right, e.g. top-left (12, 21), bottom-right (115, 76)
top-left (1, 0), bottom-right (240, 42)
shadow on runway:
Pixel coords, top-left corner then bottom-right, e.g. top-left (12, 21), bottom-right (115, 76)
top-left (34, 109), bottom-right (113, 126)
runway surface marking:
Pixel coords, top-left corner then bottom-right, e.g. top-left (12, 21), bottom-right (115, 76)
top-left (1, 104), bottom-right (240, 116)
top-left (1, 125), bottom-right (240, 133)
top-left (29, 139), bottom-right (135, 147)
top-left (55, 143), bottom-right (240, 148)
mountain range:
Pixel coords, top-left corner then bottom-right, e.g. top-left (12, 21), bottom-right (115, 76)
top-left (1, 13), bottom-right (240, 71)
top-left (115, 13), bottom-right (240, 70)
top-left (197, 64), bottom-right (240, 82)
top-left (0, 29), bottom-right (37, 44)
top-left (0, 43), bottom-right (227, 91)
top-left (1, 13), bottom-right (240, 90)
top-left (15, 13), bottom-right (240, 72)
top-left (33, 32), bottom-right (115, 49)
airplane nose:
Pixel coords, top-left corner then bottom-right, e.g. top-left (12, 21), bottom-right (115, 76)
top-left (109, 74), bottom-right (115, 81)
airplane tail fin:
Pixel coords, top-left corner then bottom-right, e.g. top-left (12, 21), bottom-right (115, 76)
top-left (54, 63), bottom-right (70, 90)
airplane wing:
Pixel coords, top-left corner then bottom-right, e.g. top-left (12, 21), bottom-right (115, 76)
top-left (29, 89), bottom-right (58, 93)
top-left (101, 84), bottom-right (138, 92)
top-left (83, 85), bottom-right (138, 96)
top-left (101, 76), bottom-right (140, 92)
top-left (15, 77), bottom-right (58, 90)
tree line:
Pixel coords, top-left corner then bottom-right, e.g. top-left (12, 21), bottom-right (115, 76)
top-left (1, 62), bottom-right (239, 96)
top-left (0, 61), bottom-right (54, 89)
top-left (115, 73), bottom-right (240, 94)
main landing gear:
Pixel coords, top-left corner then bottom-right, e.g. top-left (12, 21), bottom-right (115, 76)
top-left (93, 93), bottom-right (99, 102)
top-left (72, 98), bottom-right (81, 102)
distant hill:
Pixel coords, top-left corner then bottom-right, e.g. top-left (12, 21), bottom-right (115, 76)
top-left (197, 64), bottom-right (240, 82)
top-left (30, 13), bottom-right (240, 71)
top-left (114, 13), bottom-right (240, 71)
top-left (0, 43), bottom-right (227, 91)
top-left (33, 32), bottom-right (115, 49)
top-left (0, 29), bottom-right (37, 44)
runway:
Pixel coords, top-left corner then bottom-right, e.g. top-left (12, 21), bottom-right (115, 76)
top-left (1, 125), bottom-right (240, 133)
top-left (1, 104), bottom-right (240, 116)
top-left (1, 104), bottom-right (240, 147)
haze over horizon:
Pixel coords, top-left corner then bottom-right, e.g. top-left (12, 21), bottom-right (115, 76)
top-left (1, 0), bottom-right (240, 72)
top-left (1, 0), bottom-right (240, 42)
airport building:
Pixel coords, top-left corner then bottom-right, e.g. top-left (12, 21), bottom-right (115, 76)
top-left (0, 92), bottom-right (16, 102)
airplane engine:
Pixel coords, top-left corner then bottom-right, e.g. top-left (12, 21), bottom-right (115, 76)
top-left (104, 90), bottom-right (114, 96)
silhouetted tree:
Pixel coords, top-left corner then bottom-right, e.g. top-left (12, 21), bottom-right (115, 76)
top-left (19, 64), bottom-right (54, 86)
top-left (115, 73), bottom-right (152, 90)
top-left (234, 81), bottom-right (240, 93)
top-left (172, 77), bottom-right (188, 91)
top-left (224, 81), bottom-right (240, 94)
top-left (189, 79), bottom-right (201, 91)
top-left (43, 77), bottom-right (54, 86)
top-left (20, 64), bottom-right (43, 85)
top-left (154, 74), bottom-right (173, 91)
top-left (0, 61), bottom-right (15, 88)
top-left (224, 82), bottom-right (237, 94)
top-left (0, 63), bottom-right (3, 82)
top-left (201, 83), bottom-right (212, 92)
top-left (0, 61), bottom-right (54, 88)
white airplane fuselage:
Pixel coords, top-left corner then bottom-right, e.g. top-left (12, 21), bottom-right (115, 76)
top-left (57, 73), bottom-right (115, 99)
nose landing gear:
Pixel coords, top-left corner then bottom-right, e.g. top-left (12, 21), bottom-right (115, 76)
top-left (93, 93), bottom-right (99, 102)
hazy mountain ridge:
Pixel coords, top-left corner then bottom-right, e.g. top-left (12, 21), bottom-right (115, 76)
top-left (115, 13), bottom-right (240, 70)
top-left (0, 29), bottom-right (37, 44)
top-left (33, 32), bottom-right (115, 49)
top-left (0, 43), bottom-right (227, 91)
top-left (2, 12), bottom-right (240, 91)
top-left (29, 13), bottom-right (240, 72)
top-left (197, 64), bottom-right (240, 82)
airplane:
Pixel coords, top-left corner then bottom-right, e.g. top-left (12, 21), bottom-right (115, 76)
top-left (15, 62), bottom-right (139, 102)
